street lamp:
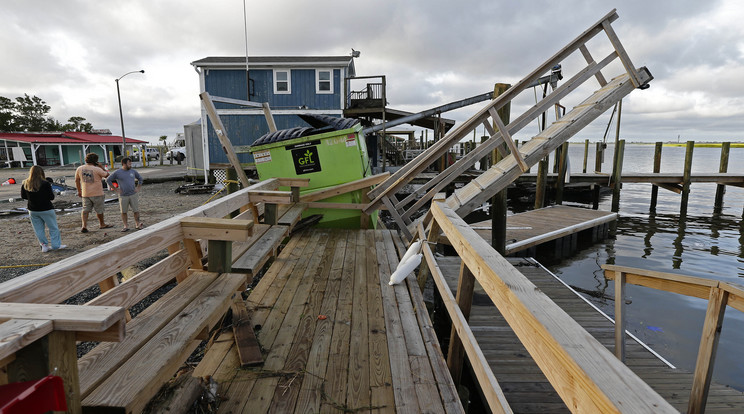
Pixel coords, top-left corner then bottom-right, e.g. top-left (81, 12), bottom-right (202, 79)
top-left (115, 69), bottom-right (145, 157)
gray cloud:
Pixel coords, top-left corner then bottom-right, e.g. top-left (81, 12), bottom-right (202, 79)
top-left (1, 0), bottom-right (743, 144)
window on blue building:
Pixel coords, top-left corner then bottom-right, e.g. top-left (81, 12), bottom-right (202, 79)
top-left (274, 69), bottom-right (291, 94)
top-left (316, 70), bottom-right (333, 94)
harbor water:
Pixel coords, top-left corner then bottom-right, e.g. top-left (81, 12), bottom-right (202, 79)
top-left (545, 143), bottom-right (744, 392)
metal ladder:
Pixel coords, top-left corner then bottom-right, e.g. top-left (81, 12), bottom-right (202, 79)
top-left (364, 9), bottom-right (652, 239)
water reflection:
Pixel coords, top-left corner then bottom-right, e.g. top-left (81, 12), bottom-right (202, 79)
top-left (619, 211), bottom-right (744, 271)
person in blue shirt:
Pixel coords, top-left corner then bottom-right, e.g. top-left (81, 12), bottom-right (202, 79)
top-left (106, 157), bottom-right (144, 232)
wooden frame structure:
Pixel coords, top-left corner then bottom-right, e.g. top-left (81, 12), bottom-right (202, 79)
top-left (363, 9), bottom-right (652, 240)
top-left (603, 264), bottom-right (744, 414)
top-left (419, 201), bottom-right (677, 413)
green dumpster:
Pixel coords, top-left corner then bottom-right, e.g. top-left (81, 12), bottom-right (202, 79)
top-left (249, 116), bottom-right (377, 229)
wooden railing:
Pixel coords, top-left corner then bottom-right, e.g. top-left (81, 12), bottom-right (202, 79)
top-left (603, 264), bottom-right (744, 414)
top-left (419, 201), bottom-right (676, 413)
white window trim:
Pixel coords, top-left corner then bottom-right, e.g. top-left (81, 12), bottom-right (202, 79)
top-left (316, 69), bottom-right (333, 94)
top-left (273, 69), bottom-right (291, 94)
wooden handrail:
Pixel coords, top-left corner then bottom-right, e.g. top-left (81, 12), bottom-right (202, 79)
top-left (300, 172), bottom-right (389, 203)
top-left (601, 264), bottom-right (744, 413)
top-left (0, 180), bottom-right (267, 304)
top-left (428, 201), bottom-right (675, 413)
top-left (421, 240), bottom-right (512, 413)
top-left (366, 9), bottom-right (623, 210)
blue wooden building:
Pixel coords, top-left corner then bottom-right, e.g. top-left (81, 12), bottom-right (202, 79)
top-left (190, 56), bottom-right (356, 174)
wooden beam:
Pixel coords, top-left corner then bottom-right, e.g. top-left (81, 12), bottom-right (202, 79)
top-left (601, 20), bottom-right (643, 87)
top-left (579, 44), bottom-right (608, 86)
top-left (247, 190), bottom-right (293, 204)
top-left (603, 264), bottom-right (717, 300)
top-left (0, 319), bottom-right (52, 362)
top-left (183, 238), bottom-right (205, 270)
top-left (488, 107), bottom-right (528, 172)
top-left (382, 196), bottom-right (412, 241)
top-left (230, 297), bottom-right (263, 366)
top-left (431, 202), bottom-right (675, 413)
top-left (301, 173), bottom-right (389, 203)
top-left (0, 303), bottom-right (125, 334)
top-left (614, 270), bottom-right (626, 362)
top-left (447, 260), bottom-right (476, 386)
top-left (688, 287), bottom-right (729, 414)
top-left (721, 282), bottom-right (744, 313)
top-left (422, 242), bottom-right (511, 413)
top-left (181, 217), bottom-right (253, 241)
top-left (199, 92), bottom-right (251, 187)
top-left (262, 102), bottom-right (277, 133)
top-left (276, 178), bottom-right (310, 188)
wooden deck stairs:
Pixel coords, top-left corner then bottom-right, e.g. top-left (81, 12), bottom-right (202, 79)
top-left (364, 9), bottom-right (652, 239)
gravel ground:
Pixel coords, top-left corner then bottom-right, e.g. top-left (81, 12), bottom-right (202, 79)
top-left (0, 180), bottom-right (215, 282)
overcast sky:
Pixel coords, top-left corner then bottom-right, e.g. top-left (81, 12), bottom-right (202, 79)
top-left (2, 0), bottom-right (743, 145)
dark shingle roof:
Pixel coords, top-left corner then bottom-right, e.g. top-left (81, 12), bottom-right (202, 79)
top-left (191, 56), bottom-right (353, 67)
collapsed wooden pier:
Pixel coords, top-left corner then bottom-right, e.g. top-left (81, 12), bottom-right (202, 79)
top-left (193, 228), bottom-right (461, 413)
top-left (3, 9), bottom-right (743, 414)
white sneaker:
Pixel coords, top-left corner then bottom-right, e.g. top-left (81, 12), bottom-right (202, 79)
top-left (41, 244), bottom-right (50, 253)
top-left (54, 245), bottom-right (67, 250)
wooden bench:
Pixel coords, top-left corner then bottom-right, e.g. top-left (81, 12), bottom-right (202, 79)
top-left (0, 181), bottom-right (287, 412)
top-left (232, 225), bottom-right (289, 275)
top-left (80, 271), bottom-right (245, 413)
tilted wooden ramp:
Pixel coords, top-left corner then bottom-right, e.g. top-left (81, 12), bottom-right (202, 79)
top-left (364, 9), bottom-right (652, 239)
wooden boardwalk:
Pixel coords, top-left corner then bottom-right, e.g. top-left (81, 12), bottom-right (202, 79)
top-left (194, 228), bottom-right (462, 413)
top-left (437, 256), bottom-right (744, 413)
top-left (442, 205), bottom-right (616, 255)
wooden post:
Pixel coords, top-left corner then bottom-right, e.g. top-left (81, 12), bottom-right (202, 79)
top-left (681, 141), bottom-right (694, 215)
top-left (417, 219), bottom-right (442, 290)
top-left (552, 145), bottom-right (561, 174)
top-left (491, 83), bottom-right (510, 254)
top-left (614, 271), bottom-right (626, 362)
top-left (446, 261), bottom-right (475, 386)
top-left (611, 140), bottom-right (625, 212)
top-left (360, 190), bottom-right (371, 229)
top-left (7, 331), bottom-right (82, 413)
top-left (583, 139), bottom-right (589, 173)
top-left (556, 142), bottom-right (569, 205)
top-left (650, 142), bottom-right (663, 211)
top-left (593, 142), bottom-right (603, 210)
top-left (207, 240), bottom-right (232, 273)
top-left (264, 203), bottom-right (278, 225)
top-left (226, 167), bottom-right (239, 218)
top-left (714, 142), bottom-right (730, 212)
top-left (480, 135), bottom-right (489, 170)
top-left (535, 157), bottom-right (548, 209)
top-left (688, 287), bottom-right (729, 414)
top-left (199, 92), bottom-right (251, 187)
top-left (168, 242), bottom-right (189, 283)
top-left (183, 238), bottom-right (204, 270)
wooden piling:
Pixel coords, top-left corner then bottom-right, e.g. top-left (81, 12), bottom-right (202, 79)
top-left (583, 139), bottom-right (589, 173)
top-left (226, 168), bottom-right (239, 218)
top-left (611, 140), bottom-right (625, 212)
top-left (553, 145), bottom-right (562, 173)
top-left (650, 142), bottom-right (662, 211)
top-left (556, 142), bottom-right (569, 205)
top-left (492, 143), bottom-right (507, 255)
top-left (592, 142), bottom-right (603, 210)
top-left (490, 82), bottom-right (510, 254)
top-left (681, 141), bottom-right (694, 214)
top-left (535, 157), bottom-right (548, 209)
top-left (714, 142), bottom-right (730, 211)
